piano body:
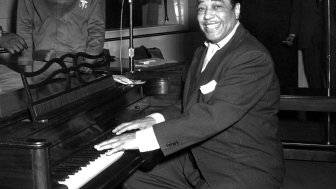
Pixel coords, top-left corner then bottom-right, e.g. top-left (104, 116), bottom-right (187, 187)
top-left (0, 53), bottom-right (147, 189)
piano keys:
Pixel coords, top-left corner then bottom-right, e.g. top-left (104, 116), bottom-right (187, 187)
top-left (57, 151), bottom-right (125, 189)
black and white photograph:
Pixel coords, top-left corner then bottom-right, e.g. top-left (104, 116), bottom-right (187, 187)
top-left (0, 0), bottom-right (336, 188)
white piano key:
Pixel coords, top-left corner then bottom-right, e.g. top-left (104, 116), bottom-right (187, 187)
top-left (58, 151), bottom-right (124, 189)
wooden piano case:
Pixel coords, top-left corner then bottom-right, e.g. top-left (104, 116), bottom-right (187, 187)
top-left (0, 52), bottom-right (147, 189)
top-left (0, 139), bottom-right (51, 189)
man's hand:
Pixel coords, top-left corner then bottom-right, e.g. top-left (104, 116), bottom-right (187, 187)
top-left (112, 117), bottom-right (156, 135)
top-left (94, 117), bottom-right (156, 155)
top-left (79, 57), bottom-right (96, 74)
top-left (94, 133), bottom-right (137, 155)
top-left (283, 35), bottom-right (295, 46)
top-left (0, 33), bottom-right (27, 53)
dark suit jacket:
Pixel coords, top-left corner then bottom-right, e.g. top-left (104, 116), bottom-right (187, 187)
top-left (153, 25), bottom-right (284, 188)
top-left (289, 0), bottom-right (323, 49)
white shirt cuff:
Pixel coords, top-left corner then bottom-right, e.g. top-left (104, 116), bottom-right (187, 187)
top-left (136, 127), bottom-right (160, 152)
top-left (146, 113), bottom-right (165, 123)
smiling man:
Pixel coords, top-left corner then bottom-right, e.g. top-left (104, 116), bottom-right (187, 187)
top-left (95, 0), bottom-right (284, 188)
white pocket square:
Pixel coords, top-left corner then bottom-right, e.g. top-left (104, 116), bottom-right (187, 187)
top-left (200, 80), bottom-right (217, 94)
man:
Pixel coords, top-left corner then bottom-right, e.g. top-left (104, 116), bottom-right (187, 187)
top-left (16, 0), bottom-right (105, 72)
top-left (0, 26), bottom-right (27, 54)
top-left (95, 0), bottom-right (284, 188)
top-left (0, 26), bottom-right (27, 94)
top-left (284, 0), bottom-right (325, 88)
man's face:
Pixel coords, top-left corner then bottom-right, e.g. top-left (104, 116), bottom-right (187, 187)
top-left (197, 0), bottom-right (240, 43)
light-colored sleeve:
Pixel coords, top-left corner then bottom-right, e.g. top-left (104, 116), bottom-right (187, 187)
top-left (86, 0), bottom-right (106, 55)
top-left (135, 113), bottom-right (165, 152)
top-left (147, 113), bottom-right (165, 123)
top-left (16, 0), bottom-right (34, 65)
top-left (136, 127), bottom-right (160, 152)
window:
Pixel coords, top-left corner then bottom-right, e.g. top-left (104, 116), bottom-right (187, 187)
top-left (105, 0), bottom-right (188, 39)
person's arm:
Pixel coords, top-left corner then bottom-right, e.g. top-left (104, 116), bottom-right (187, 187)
top-left (135, 113), bottom-right (165, 152)
top-left (283, 34), bottom-right (296, 46)
top-left (86, 0), bottom-right (106, 55)
top-left (0, 26), bottom-right (27, 53)
top-left (284, 0), bottom-right (302, 46)
top-left (155, 50), bottom-right (277, 156)
top-left (94, 114), bottom-right (164, 155)
top-left (288, 0), bottom-right (302, 36)
top-left (16, 0), bottom-right (34, 65)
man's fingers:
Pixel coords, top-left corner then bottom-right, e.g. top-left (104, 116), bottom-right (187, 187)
top-left (112, 118), bottom-right (155, 135)
top-left (16, 43), bottom-right (25, 51)
top-left (94, 138), bottom-right (118, 151)
top-left (7, 48), bottom-right (15, 54)
top-left (106, 148), bottom-right (125, 156)
top-left (106, 144), bottom-right (125, 155)
top-left (18, 37), bottom-right (28, 48)
top-left (112, 122), bottom-right (128, 133)
top-left (94, 133), bottom-right (137, 156)
top-left (80, 67), bottom-right (92, 74)
top-left (112, 122), bottom-right (135, 134)
top-left (12, 46), bottom-right (21, 53)
top-left (114, 125), bottom-right (137, 135)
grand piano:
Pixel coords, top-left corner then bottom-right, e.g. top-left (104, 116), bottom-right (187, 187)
top-left (0, 52), bottom-right (148, 189)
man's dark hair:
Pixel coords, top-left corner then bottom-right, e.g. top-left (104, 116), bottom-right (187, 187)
top-left (231, 0), bottom-right (241, 6)
top-left (230, 0), bottom-right (241, 10)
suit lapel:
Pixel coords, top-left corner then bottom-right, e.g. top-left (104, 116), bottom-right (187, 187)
top-left (184, 25), bottom-right (246, 110)
top-left (184, 46), bottom-right (207, 100)
top-left (199, 25), bottom-right (245, 81)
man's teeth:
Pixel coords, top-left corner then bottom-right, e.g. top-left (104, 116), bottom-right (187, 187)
top-left (206, 23), bottom-right (220, 30)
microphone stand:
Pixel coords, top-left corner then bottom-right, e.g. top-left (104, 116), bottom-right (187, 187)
top-left (128, 0), bottom-right (135, 73)
top-left (164, 0), bottom-right (169, 23)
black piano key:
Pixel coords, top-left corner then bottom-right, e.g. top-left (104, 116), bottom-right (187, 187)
top-left (64, 161), bottom-right (86, 167)
top-left (58, 165), bottom-right (81, 171)
top-left (52, 172), bottom-right (69, 181)
top-left (52, 169), bottom-right (74, 178)
top-left (54, 166), bottom-right (80, 173)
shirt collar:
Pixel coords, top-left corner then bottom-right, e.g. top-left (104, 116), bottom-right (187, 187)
top-left (204, 21), bottom-right (240, 49)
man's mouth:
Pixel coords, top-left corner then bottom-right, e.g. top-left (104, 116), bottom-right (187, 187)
top-left (204, 23), bottom-right (220, 31)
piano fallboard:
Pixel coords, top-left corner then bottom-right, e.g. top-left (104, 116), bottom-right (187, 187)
top-left (0, 84), bottom-right (146, 189)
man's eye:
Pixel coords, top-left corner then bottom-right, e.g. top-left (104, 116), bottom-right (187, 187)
top-left (198, 7), bottom-right (205, 12)
top-left (213, 5), bottom-right (222, 9)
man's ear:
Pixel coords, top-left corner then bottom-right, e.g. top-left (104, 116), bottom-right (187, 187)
top-left (234, 3), bottom-right (241, 19)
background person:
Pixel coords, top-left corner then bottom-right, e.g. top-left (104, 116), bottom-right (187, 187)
top-left (16, 0), bottom-right (106, 74)
top-left (0, 25), bottom-right (27, 93)
top-left (283, 0), bottom-right (325, 88)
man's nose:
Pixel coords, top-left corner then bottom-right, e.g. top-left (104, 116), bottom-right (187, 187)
top-left (204, 9), bottom-right (214, 20)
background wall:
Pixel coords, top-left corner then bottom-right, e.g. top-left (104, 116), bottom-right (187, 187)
top-left (104, 0), bottom-right (202, 63)
top-left (0, 0), bottom-right (17, 32)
